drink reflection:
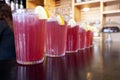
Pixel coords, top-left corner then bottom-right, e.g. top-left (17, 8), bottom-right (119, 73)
top-left (66, 52), bottom-right (84, 80)
top-left (17, 48), bottom-right (93, 80)
top-left (79, 47), bottom-right (93, 80)
top-left (82, 47), bottom-right (93, 67)
top-left (17, 64), bottom-right (44, 80)
top-left (44, 57), bottom-right (67, 80)
top-left (65, 47), bottom-right (93, 80)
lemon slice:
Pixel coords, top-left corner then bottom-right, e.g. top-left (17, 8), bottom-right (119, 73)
top-left (81, 23), bottom-right (89, 31)
top-left (35, 6), bottom-right (49, 19)
top-left (56, 15), bottom-right (65, 25)
top-left (85, 25), bottom-right (89, 31)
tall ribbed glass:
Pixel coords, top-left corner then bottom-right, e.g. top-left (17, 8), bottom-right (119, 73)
top-left (46, 20), bottom-right (67, 57)
top-left (13, 9), bottom-right (46, 65)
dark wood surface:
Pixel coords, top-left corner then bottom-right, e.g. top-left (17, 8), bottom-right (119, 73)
top-left (0, 42), bottom-right (120, 80)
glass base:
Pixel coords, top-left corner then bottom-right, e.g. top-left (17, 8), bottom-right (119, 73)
top-left (46, 53), bottom-right (65, 57)
top-left (78, 48), bottom-right (85, 51)
top-left (90, 45), bottom-right (93, 47)
top-left (17, 58), bottom-right (44, 65)
top-left (85, 45), bottom-right (93, 48)
top-left (66, 50), bottom-right (78, 53)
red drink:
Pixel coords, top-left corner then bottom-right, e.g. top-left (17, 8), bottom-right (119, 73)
top-left (89, 30), bottom-right (93, 47)
top-left (13, 9), bottom-right (46, 65)
top-left (85, 30), bottom-right (93, 48)
top-left (46, 20), bottom-right (67, 57)
top-left (78, 27), bottom-right (86, 50)
top-left (85, 30), bottom-right (89, 48)
top-left (66, 25), bottom-right (79, 53)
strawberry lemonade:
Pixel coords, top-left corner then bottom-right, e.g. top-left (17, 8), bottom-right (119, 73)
top-left (46, 15), bottom-right (67, 57)
top-left (13, 6), bottom-right (48, 65)
top-left (66, 26), bottom-right (79, 53)
top-left (66, 19), bottom-right (79, 53)
top-left (78, 27), bottom-right (86, 50)
top-left (83, 23), bottom-right (93, 48)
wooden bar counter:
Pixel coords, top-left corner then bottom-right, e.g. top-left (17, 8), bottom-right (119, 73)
top-left (0, 42), bottom-right (120, 80)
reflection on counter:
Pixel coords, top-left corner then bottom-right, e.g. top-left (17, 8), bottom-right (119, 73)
top-left (44, 57), bottom-right (67, 80)
top-left (16, 47), bottom-right (93, 80)
top-left (17, 64), bottom-right (44, 80)
top-left (2, 42), bottom-right (120, 80)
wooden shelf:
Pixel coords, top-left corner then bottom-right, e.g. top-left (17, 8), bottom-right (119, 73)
top-left (103, 10), bottom-right (120, 15)
top-left (72, 0), bottom-right (120, 40)
top-left (74, 0), bottom-right (100, 6)
top-left (103, 0), bottom-right (120, 3)
top-left (26, 0), bottom-right (44, 8)
top-left (72, 0), bottom-right (120, 25)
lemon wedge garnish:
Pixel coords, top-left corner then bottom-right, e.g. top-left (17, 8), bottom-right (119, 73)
top-left (35, 6), bottom-right (49, 19)
top-left (81, 23), bottom-right (89, 31)
top-left (85, 25), bottom-right (89, 31)
top-left (56, 15), bottom-right (65, 25)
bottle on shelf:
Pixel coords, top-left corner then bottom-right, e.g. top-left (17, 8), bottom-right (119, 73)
top-left (5, 0), bottom-right (10, 6)
top-left (76, 0), bottom-right (82, 3)
top-left (20, 0), bottom-right (23, 9)
top-left (15, 0), bottom-right (19, 10)
top-left (10, 1), bottom-right (15, 11)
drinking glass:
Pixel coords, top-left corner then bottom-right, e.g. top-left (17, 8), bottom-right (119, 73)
top-left (89, 30), bottom-right (93, 47)
top-left (46, 19), bottom-right (67, 57)
top-left (66, 25), bottom-right (79, 53)
top-left (13, 9), bottom-right (46, 65)
top-left (78, 27), bottom-right (86, 50)
top-left (85, 30), bottom-right (93, 48)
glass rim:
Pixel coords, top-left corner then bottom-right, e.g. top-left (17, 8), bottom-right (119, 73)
top-left (13, 8), bottom-right (36, 14)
